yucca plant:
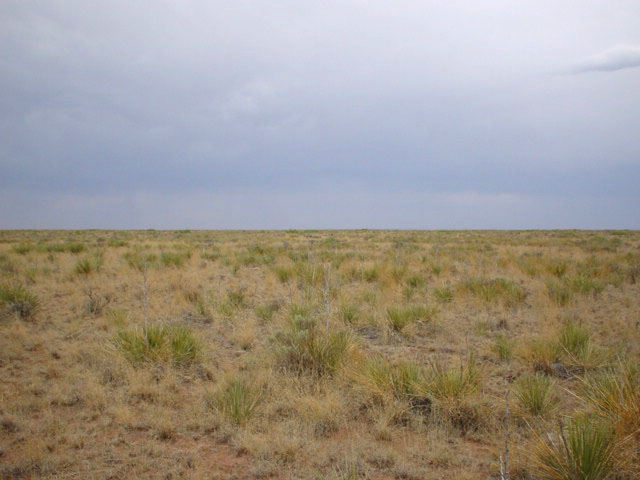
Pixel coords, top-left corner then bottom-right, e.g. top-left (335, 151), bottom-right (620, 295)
top-left (494, 334), bottom-right (514, 362)
top-left (208, 377), bottom-right (262, 425)
top-left (386, 304), bottom-right (436, 332)
top-left (578, 362), bottom-right (640, 475)
top-left (425, 355), bottom-right (479, 402)
top-left (115, 323), bottom-right (199, 366)
top-left (531, 417), bottom-right (615, 480)
top-left (274, 317), bottom-right (355, 376)
top-left (515, 374), bottom-right (557, 416)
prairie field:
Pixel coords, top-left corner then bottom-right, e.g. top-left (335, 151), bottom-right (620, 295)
top-left (1, 229), bottom-right (639, 480)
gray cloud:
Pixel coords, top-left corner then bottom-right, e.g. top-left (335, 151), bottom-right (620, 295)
top-left (1, 1), bottom-right (640, 228)
top-left (572, 44), bottom-right (640, 73)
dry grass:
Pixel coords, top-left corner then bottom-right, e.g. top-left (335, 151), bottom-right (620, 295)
top-left (0, 229), bottom-right (639, 479)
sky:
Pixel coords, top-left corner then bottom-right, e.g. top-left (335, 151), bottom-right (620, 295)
top-left (1, 1), bottom-right (639, 229)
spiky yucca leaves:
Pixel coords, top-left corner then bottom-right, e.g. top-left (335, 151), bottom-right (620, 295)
top-left (579, 362), bottom-right (640, 476)
top-left (208, 377), bottom-right (262, 425)
top-left (515, 374), bottom-right (557, 416)
top-left (425, 355), bottom-right (479, 402)
top-left (531, 417), bottom-right (615, 480)
top-left (274, 315), bottom-right (355, 376)
top-left (115, 323), bottom-right (199, 366)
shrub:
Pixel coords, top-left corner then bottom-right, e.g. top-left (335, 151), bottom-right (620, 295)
top-left (531, 417), bottom-right (615, 480)
top-left (207, 377), bottom-right (262, 425)
top-left (0, 283), bottom-right (39, 320)
top-left (515, 374), bottom-right (557, 416)
top-left (115, 324), bottom-right (199, 366)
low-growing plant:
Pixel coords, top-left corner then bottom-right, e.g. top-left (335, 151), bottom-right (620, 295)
top-left (115, 323), bottom-right (199, 366)
top-left (547, 280), bottom-right (573, 306)
top-left (515, 374), bottom-right (557, 416)
top-left (75, 253), bottom-right (103, 274)
top-left (207, 377), bottom-right (262, 425)
top-left (339, 303), bottom-right (359, 324)
top-left (461, 278), bottom-right (526, 306)
top-left (530, 416), bottom-right (615, 480)
top-left (160, 250), bottom-right (191, 267)
top-left (425, 355), bottom-right (479, 402)
top-left (386, 304), bottom-right (437, 332)
top-left (494, 334), bottom-right (514, 362)
top-left (255, 301), bottom-right (280, 322)
top-left (433, 284), bottom-right (453, 304)
top-left (273, 266), bottom-right (293, 284)
top-left (0, 283), bottom-right (39, 320)
top-left (12, 243), bottom-right (33, 255)
top-left (558, 320), bottom-right (591, 359)
top-left (274, 317), bottom-right (355, 376)
top-left (124, 249), bottom-right (158, 271)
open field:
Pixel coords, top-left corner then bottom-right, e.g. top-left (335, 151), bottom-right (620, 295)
top-left (1, 230), bottom-right (639, 480)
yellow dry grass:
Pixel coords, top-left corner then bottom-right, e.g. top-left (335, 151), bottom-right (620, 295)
top-left (0, 229), bottom-right (639, 479)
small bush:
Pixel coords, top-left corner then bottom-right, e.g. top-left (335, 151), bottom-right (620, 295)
top-left (208, 377), bottom-right (262, 425)
top-left (515, 374), bottom-right (557, 416)
top-left (0, 283), bottom-right (39, 320)
top-left (115, 324), bottom-right (199, 366)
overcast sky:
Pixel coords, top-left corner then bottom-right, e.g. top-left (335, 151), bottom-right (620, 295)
top-left (1, 1), bottom-right (639, 229)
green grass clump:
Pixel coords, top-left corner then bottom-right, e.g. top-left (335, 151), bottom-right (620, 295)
top-left (124, 250), bottom-right (158, 271)
top-left (273, 266), bottom-right (293, 283)
top-left (461, 278), bottom-right (526, 306)
top-left (115, 323), bottom-right (199, 366)
top-left (339, 303), bottom-right (359, 324)
top-left (493, 335), bottom-right (514, 362)
top-left (515, 374), bottom-right (557, 416)
top-left (558, 320), bottom-right (591, 359)
top-left (12, 243), bottom-right (33, 255)
top-left (75, 253), bottom-right (103, 274)
top-left (160, 250), bottom-right (191, 267)
top-left (433, 284), bottom-right (453, 304)
top-left (425, 355), bottom-right (479, 402)
top-left (274, 317), bottom-right (355, 376)
top-left (208, 377), bottom-right (262, 425)
top-left (547, 280), bottom-right (573, 306)
top-left (0, 283), bottom-right (39, 320)
top-left (386, 304), bottom-right (437, 332)
top-left (531, 417), bottom-right (615, 480)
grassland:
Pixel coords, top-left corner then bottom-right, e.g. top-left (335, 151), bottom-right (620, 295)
top-left (0, 230), bottom-right (639, 479)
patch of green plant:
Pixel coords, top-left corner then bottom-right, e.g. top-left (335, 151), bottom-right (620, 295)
top-left (515, 374), bottom-right (557, 416)
top-left (493, 334), bottom-right (514, 362)
top-left (531, 416), bottom-right (615, 480)
top-left (0, 283), bottom-right (39, 320)
top-left (386, 304), bottom-right (437, 332)
top-left (461, 277), bottom-right (526, 306)
top-left (273, 317), bottom-right (355, 376)
top-left (207, 377), bottom-right (262, 425)
top-left (115, 323), bottom-right (199, 366)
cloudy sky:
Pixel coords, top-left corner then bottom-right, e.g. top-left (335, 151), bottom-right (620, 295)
top-left (1, 1), bottom-right (639, 229)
